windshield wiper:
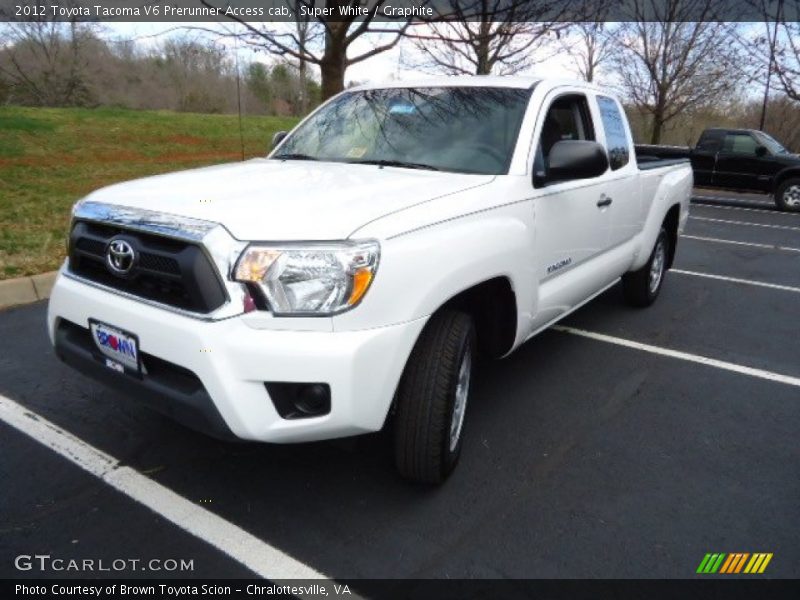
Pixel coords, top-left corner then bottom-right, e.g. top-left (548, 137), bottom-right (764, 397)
top-left (272, 153), bottom-right (318, 161)
top-left (347, 159), bottom-right (440, 171)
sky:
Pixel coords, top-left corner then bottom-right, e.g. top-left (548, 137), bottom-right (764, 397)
top-left (97, 20), bottom-right (774, 103)
top-left (100, 21), bottom-right (582, 84)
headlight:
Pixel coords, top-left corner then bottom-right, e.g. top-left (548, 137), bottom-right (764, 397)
top-left (233, 240), bottom-right (379, 316)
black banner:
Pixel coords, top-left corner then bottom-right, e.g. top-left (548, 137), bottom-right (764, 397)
top-left (5, 579), bottom-right (800, 600)
top-left (1, 0), bottom-right (799, 24)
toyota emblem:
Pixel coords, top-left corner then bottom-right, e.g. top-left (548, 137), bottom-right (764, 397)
top-left (106, 239), bottom-right (136, 276)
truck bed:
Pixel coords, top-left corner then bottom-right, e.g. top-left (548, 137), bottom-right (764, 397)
top-left (635, 144), bottom-right (691, 170)
top-left (635, 144), bottom-right (691, 161)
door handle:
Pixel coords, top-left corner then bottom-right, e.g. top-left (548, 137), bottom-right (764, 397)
top-left (597, 195), bottom-right (613, 208)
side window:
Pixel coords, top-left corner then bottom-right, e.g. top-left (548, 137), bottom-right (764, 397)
top-left (596, 95), bottom-right (630, 170)
top-left (537, 94), bottom-right (595, 159)
top-left (722, 133), bottom-right (759, 155)
top-left (696, 131), bottom-right (723, 152)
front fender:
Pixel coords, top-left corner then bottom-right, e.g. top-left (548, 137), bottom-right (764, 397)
top-left (332, 202), bottom-right (536, 339)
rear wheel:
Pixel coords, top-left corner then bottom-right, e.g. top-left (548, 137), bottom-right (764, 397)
top-left (393, 310), bottom-right (475, 484)
top-left (622, 227), bottom-right (669, 307)
top-left (775, 178), bottom-right (800, 212)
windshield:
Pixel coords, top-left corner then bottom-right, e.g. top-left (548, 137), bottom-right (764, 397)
top-left (756, 131), bottom-right (790, 155)
top-left (273, 87), bottom-right (532, 175)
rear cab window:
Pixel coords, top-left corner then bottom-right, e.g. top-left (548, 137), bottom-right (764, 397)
top-left (596, 95), bottom-right (630, 170)
top-left (696, 130), bottom-right (724, 152)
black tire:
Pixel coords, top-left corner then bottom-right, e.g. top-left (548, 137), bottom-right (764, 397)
top-left (622, 227), bottom-right (670, 308)
top-left (393, 310), bottom-right (475, 484)
top-left (775, 178), bottom-right (800, 212)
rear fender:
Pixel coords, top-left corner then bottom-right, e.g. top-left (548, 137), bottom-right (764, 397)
top-left (630, 166), bottom-right (692, 272)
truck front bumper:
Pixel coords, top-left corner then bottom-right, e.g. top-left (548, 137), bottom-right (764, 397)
top-left (47, 271), bottom-right (426, 443)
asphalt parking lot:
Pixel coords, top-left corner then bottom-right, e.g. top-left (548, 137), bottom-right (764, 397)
top-left (1, 189), bottom-right (798, 581)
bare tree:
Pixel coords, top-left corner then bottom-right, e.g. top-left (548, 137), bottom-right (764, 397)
top-left (557, 1), bottom-right (614, 82)
top-left (404, 0), bottom-right (571, 76)
top-left (771, 1), bottom-right (800, 102)
top-left (0, 20), bottom-right (98, 106)
top-left (746, 94), bottom-right (800, 150)
top-left (560, 22), bottom-right (615, 82)
top-left (613, 0), bottom-right (745, 144)
top-left (727, 0), bottom-right (791, 127)
top-left (159, 36), bottom-right (235, 113)
top-left (203, 0), bottom-right (413, 101)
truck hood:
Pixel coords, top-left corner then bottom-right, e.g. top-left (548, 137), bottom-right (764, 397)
top-left (83, 159), bottom-right (494, 241)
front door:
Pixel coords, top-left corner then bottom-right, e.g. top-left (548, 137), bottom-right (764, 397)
top-left (714, 132), bottom-right (767, 192)
top-left (531, 91), bottom-right (613, 325)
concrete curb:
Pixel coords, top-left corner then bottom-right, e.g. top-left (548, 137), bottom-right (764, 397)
top-left (0, 271), bottom-right (58, 310)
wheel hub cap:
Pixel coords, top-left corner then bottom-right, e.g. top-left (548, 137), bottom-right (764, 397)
top-left (449, 348), bottom-right (472, 452)
top-left (784, 185), bottom-right (800, 208)
top-left (649, 237), bottom-right (666, 295)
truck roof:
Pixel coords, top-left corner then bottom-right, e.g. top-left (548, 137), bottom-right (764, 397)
top-left (348, 75), bottom-right (539, 90)
top-left (702, 127), bottom-right (762, 135)
top-left (347, 75), bottom-right (611, 92)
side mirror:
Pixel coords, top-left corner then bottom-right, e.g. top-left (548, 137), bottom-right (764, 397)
top-left (271, 131), bottom-right (288, 150)
top-left (755, 145), bottom-right (768, 157)
top-left (546, 140), bottom-right (609, 183)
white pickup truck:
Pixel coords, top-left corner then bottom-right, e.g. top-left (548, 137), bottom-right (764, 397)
top-left (49, 76), bottom-right (692, 483)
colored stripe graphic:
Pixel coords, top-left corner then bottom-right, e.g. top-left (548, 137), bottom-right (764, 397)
top-left (735, 553), bottom-right (750, 573)
top-left (697, 554), bottom-right (713, 573)
top-left (721, 553), bottom-right (739, 574)
top-left (699, 553), bottom-right (726, 573)
top-left (759, 554), bottom-right (773, 573)
top-left (700, 553), bottom-right (773, 574)
top-left (719, 554), bottom-right (736, 573)
top-left (711, 554), bottom-right (726, 573)
top-left (728, 553), bottom-right (749, 573)
top-left (745, 554), bottom-right (762, 573)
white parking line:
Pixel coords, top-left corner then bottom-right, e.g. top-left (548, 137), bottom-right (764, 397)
top-left (0, 394), bottom-right (326, 581)
top-left (690, 216), bottom-right (800, 232)
top-left (681, 234), bottom-right (800, 253)
top-left (692, 203), bottom-right (799, 217)
top-left (553, 326), bottom-right (800, 388)
top-left (671, 269), bottom-right (800, 293)
top-left (693, 194), bottom-right (774, 207)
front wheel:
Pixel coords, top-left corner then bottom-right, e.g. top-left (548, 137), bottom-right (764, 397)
top-left (393, 310), bottom-right (475, 484)
top-left (622, 227), bottom-right (670, 307)
top-left (775, 178), bottom-right (800, 212)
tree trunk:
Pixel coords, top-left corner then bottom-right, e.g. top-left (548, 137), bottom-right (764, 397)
top-left (475, 19), bottom-right (492, 74)
top-left (649, 114), bottom-right (664, 144)
top-left (296, 18), bottom-right (310, 115)
top-left (320, 56), bottom-right (346, 101)
top-left (298, 58), bottom-right (308, 115)
top-left (476, 43), bottom-right (491, 74)
top-left (320, 23), bottom-right (347, 101)
top-left (584, 36), bottom-right (595, 82)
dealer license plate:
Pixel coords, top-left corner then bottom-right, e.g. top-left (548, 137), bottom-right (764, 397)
top-left (89, 320), bottom-right (140, 374)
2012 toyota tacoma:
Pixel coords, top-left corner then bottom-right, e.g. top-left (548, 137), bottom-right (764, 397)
top-left (48, 77), bottom-right (692, 483)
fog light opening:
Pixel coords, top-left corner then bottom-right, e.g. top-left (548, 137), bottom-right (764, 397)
top-left (295, 384), bottom-right (329, 415)
top-left (265, 382), bottom-right (331, 419)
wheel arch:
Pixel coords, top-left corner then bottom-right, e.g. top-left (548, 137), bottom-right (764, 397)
top-left (435, 276), bottom-right (518, 360)
top-left (663, 203), bottom-right (681, 269)
top-left (773, 168), bottom-right (800, 193)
